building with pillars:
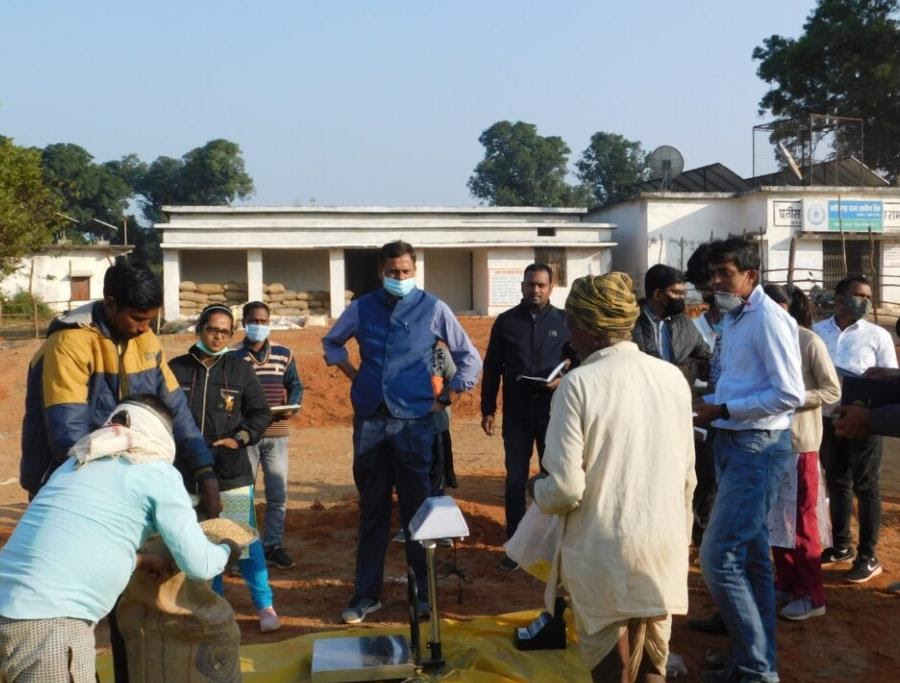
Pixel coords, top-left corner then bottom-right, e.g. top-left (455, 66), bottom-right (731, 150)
top-left (157, 206), bottom-right (617, 320)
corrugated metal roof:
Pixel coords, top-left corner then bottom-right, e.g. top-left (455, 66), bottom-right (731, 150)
top-left (746, 156), bottom-right (888, 188)
top-left (631, 163), bottom-right (753, 194)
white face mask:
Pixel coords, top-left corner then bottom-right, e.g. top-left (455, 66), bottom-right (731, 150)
top-left (714, 291), bottom-right (744, 314)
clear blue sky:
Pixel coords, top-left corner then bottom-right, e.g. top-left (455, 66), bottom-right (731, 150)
top-left (1, 0), bottom-right (815, 207)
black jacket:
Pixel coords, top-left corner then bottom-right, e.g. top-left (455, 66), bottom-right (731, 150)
top-left (481, 301), bottom-right (574, 417)
top-left (632, 306), bottom-right (711, 384)
top-left (169, 347), bottom-right (272, 492)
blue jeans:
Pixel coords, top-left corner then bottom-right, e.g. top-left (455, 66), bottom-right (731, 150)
top-left (247, 437), bottom-right (289, 548)
top-left (352, 414), bottom-right (433, 601)
top-left (700, 428), bottom-right (793, 683)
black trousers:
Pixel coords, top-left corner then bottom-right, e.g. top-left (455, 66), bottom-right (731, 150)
top-left (820, 417), bottom-right (882, 557)
top-left (692, 427), bottom-right (718, 543)
top-left (502, 408), bottom-right (550, 539)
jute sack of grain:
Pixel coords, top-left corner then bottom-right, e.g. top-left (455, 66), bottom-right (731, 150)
top-left (312, 290), bottom-right (329, 299)
top-left (277, 307), bottom-right (303, 316)
top-left (115, 519), bottom-right (255, 683)
top-left (179, 281), bottom-right (198, 292)
top-left (222, 281), bottom-right (246, 292)
top-left (181, 291), bottom-right (209, 304)
top-left (179, 300), bottom-right (199, 310)
top-left (207, 294), bottom-right (228, 303)
top-left (307, 299), bottom-right (326, 309)
top-left (282, 290), bottom-right (297, 300)
top-left (267, 283), bottom-right (286, 294)
top-left (224, 293), bottom-right (246, 304)
top-left (293, 291), bottom-right (311, 301)
top-left (197, 283), bottom-right (225, 295)
top-left (267, 292), bottom-right (287, 303)
top-left (281, 299), bottom-right (309, 310)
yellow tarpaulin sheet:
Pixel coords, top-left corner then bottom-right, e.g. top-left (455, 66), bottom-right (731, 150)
top-left (97, 609), bottom-right (592, 682)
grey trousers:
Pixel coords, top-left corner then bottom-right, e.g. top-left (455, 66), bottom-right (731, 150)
top-left (0, 615), bottom-right (95, 682)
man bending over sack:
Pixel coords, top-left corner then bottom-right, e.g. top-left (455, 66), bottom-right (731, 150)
top-left (0, 395), bottom-right (240, 683)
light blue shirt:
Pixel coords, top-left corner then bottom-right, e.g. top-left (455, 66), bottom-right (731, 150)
top-left (0, 458), bottom-right (230, 622)
top-left (707, 285), bottom-right (804, 431)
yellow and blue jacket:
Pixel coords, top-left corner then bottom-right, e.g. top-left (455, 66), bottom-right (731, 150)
top-left (21, 302), bottom-right (214, 495)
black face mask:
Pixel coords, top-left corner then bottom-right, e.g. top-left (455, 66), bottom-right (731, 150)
top-left (664, 297), bottom-right (685, 317)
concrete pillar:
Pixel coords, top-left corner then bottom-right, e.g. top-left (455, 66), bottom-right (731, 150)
top-left (162, 248), bottom-right (181, 320)
top-left (329, 248), bottom-right (345, 318)
top-left (416, 248), bottom-right (426, 291)
top-left (247, 249), bottom-right (263, 303)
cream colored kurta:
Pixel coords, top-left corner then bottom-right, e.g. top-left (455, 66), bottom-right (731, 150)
top-left (533, 341), bottom-right (696, 637)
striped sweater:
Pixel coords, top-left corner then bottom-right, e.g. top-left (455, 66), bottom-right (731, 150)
top-left (234, 339), bottom-right (304, 438)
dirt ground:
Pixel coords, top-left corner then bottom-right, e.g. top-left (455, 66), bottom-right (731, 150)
top-left (1, 318), bottom-right (900, 681)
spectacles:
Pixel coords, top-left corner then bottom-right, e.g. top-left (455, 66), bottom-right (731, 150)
top-left (204, 326), bottom-right (233, 338)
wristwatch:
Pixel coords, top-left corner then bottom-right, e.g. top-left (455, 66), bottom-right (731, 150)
top-left (720, 404), bottom-right (730, 420)
top-left (234, 429), bottom-right (251, 446)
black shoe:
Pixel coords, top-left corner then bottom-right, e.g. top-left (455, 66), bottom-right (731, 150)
top-left (821, 546), bottom-right (855, 565)
top-left (499, 555), bottom-right (519, 571)
top-left (704, 647), bottom-right (732, 670)
top-left (845, 554), bottom-right (882, 583)
top-left (264, 545), bottom-right (296, 569)
top-left (689, 612), bottom-right (728, 636)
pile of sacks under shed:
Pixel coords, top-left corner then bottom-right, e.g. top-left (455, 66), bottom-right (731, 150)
top-left (178, 281), bottom-right (354, 320)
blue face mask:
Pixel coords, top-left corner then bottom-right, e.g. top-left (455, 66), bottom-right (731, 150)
top-left (196, 340), bottom-right (231, 357)
top-left (244, 323), bottom-right (270, 343)
top-left (383, 276), bottom-right (417, 298)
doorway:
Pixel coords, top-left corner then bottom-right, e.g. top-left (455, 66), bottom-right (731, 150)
top-left (823, 239), bottom-right (881, 301)
top-left (344, 249), bottom-right (381, 299)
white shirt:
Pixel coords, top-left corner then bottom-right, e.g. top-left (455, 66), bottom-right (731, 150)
top-left (811, 316), bottom-right (897, 377)
top-left (533, 342), bottom-right (695, 636)
top-left (709, 285), bottom-right (805, 431)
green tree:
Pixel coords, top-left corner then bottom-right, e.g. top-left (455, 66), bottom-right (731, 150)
top-left (41, 143), bottom-right (132, 240)
top-left (130, 139), bottom-right (255, 224)
top-left (468, 121), bottom-right (588, 206)
top-left (0, 138), bottom-right (63, 276)
top-left (753, 0), bottom-right (900, 181)
top-left (576, 132), bottom-right (650, 207)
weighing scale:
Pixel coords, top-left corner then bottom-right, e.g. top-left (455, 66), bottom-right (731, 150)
top-left (311, 496), bottom-right (470, 682)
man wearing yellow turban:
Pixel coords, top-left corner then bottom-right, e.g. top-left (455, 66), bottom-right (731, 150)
top-left (531, 272), bottom-right (696, 683)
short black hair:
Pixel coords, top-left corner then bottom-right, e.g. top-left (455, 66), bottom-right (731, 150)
top-left (685, 241), bottom-right (723, 288)
top-left (103, 257), bottom-right (163, 311)
top-left (835, 274), bottom-right (870, 297)
top-left (242, 300), bottom-right (270, 320)
top-left (117, 393), bottom-right (174, 432)
top-left (378, 240), bottom-right (416, 266)
top-left (196, 303), bottom-right (234, 334)
top-left (523, 262), bottom-right (553, 282)
top-left (708, 238), bottom-right (761, 272)
top-left (644, 264), bottom-right (685, 299)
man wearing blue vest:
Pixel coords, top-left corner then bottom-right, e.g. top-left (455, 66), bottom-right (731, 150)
top-left (323, 240), bottom-right (482, 624)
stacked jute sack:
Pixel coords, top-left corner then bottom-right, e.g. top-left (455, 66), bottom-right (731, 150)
top-left (179, 281), bottom-right (247, 314)
top-left (263, 283), bottom-right (352, 317)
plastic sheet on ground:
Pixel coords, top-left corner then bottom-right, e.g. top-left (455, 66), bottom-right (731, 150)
top-left (97, 609), bottom-right (592, 682)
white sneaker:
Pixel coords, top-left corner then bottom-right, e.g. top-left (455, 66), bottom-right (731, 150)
top-left (779, 597), bottom-right (825, 621)
top-left (258, 606), bottom-right (281, 633)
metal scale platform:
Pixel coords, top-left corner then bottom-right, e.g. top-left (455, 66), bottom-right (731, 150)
top-left (311, 496), bottom-right (469, 682)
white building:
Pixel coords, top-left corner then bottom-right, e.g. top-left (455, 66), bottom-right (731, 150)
top-left (587, 161), bottom-right (900, 304)
top-left (1, 244), bottom-right (133, 312)
top-left (157, 206), bottom-right (616, 320)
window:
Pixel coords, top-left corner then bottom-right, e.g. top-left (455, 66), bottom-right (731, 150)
top-left (70, 276), bottom-right (90, 301)
top-left (534, 247), bottom-right (566, 286)
top-left (537, 227), bottom-right (556, 237)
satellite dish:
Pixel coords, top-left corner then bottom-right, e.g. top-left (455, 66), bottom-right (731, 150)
top-left (648, 145), bottom-right (685, 190)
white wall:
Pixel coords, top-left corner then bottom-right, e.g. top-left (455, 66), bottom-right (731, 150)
top-left (587, 201), bottom-right (646, 285)
top-left (425, 249), bottom-right (473, 311)
top-left (0, 249), bottom-right (121, 312)
top-left (472, 248), bottom-right (489, 314)
top-left (262, 249), bottom-right (330, 291)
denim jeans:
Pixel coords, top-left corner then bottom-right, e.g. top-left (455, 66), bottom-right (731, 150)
top-left (247, 437), bottom-right (289, 548)
top-left (700, 428), bottom-right (793, 683)
top-left (352, 414), bottom-right (433, 601)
